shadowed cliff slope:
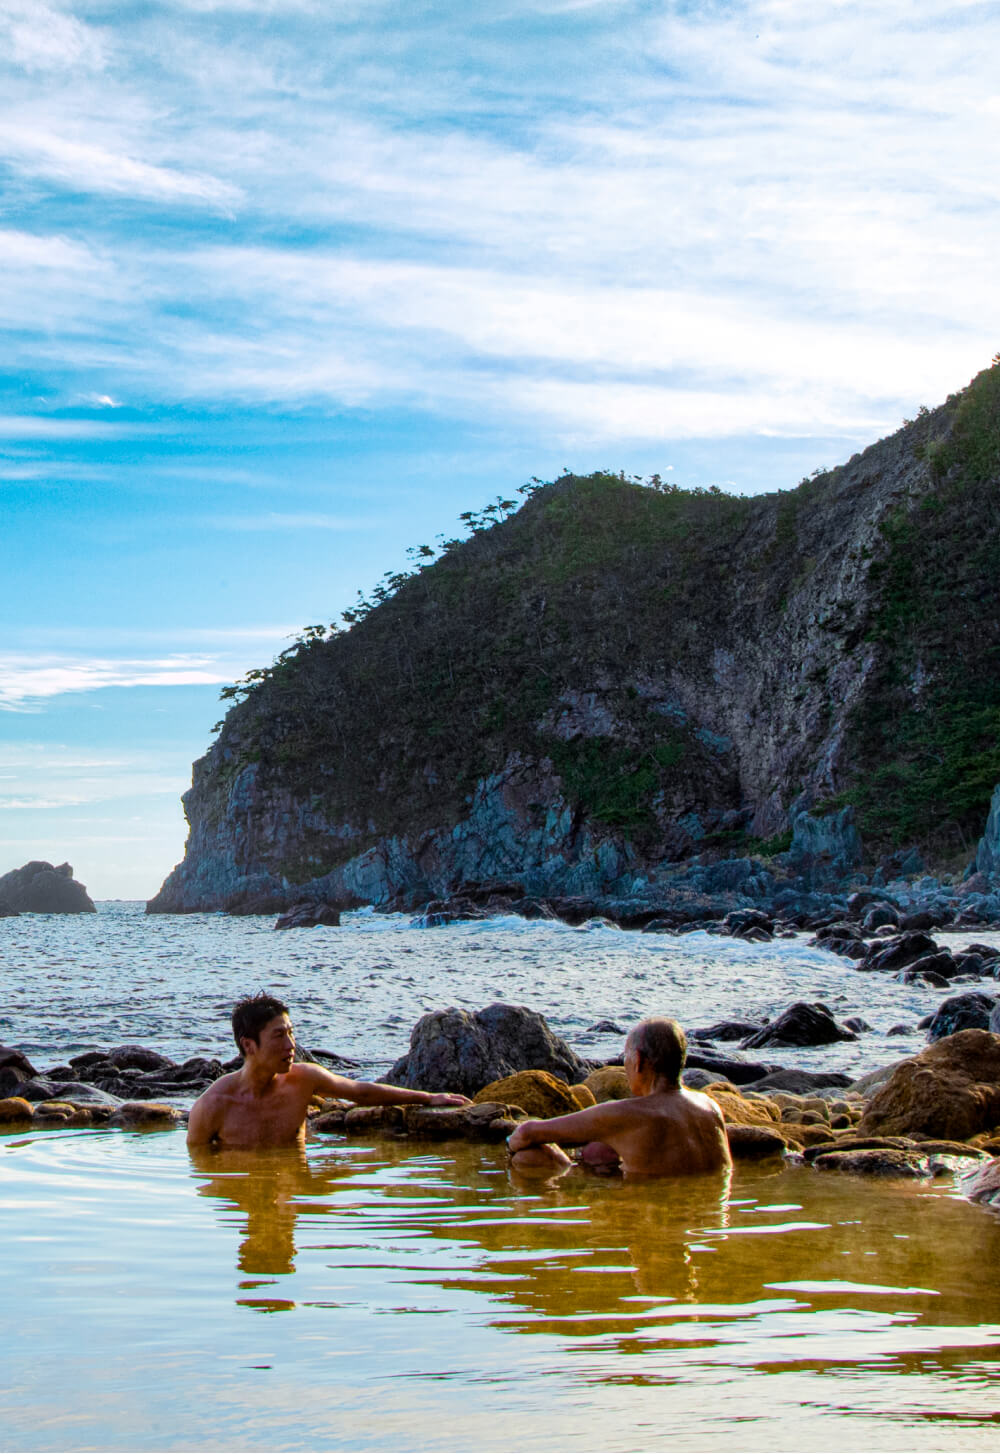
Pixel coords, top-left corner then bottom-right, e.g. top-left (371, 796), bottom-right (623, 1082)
top-left (149, 362), bottom-right (1000, 913)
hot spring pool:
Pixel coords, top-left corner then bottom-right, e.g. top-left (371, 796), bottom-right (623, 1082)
top-left (1, 1126), bottom-right (999, 1451)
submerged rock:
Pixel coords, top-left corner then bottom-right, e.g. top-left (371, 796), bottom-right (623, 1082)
top-left (0, 860), bottom-right (96, 913)
top-left (274, 900), bottom-right (341, 930)
top-left (384, 1002), bottom-right (588, 1097)
top-left (812, 1147), bottom-right (931, 1178)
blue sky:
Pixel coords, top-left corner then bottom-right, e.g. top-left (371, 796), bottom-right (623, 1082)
top-left (2, 0), bottom-right (999, 898)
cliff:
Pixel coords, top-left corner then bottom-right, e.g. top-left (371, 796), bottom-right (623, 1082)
top-left (148, 362), bottom-right (1000, 914)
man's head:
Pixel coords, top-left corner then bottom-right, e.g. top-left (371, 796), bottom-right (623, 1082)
top-left (624, 1017), bottom-right (687, 1089)
top-left (232, 992), bottom-right (293, 1058)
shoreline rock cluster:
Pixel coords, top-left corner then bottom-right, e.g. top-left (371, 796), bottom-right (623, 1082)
top-left (3, 1005), bottom-right (999, 1204)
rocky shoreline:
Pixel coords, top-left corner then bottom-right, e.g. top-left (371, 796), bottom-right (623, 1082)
top-left (3, 1001), bottom-right (999, 1207)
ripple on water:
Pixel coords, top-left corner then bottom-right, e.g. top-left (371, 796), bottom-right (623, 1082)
top-left (1, 1129), bottom-right (999, 1450)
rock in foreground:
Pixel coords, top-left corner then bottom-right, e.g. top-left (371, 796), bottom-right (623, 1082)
top-left (858, 1030), bottom-right (1000, 1141)
top-left (0, 861), bottom-right (96, 914)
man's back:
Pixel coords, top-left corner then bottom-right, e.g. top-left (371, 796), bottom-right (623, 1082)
top-left (601, 1086), bottom-right (731, 1175)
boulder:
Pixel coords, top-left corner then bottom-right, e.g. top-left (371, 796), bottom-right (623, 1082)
top-left (812, 1148), bottom-right (931, 1178)
top-left (706, 1087), bottom-right (781, 1129)
top-left (858, 1030), bottom-right (1000, 1141)
top-left (584, 1066), bottom-right (631, 1102)
top-left (860, 932), bottom-right (939, 973)
top-left (962, 1157), bottom-right (1000, 1206)
top-left (0, 1046), bottom-right (39, 1079)
top-left (725, 1124), bottom-right (787, 1159)
top-left (0, 860), bottom-right (96, 913)
top-left (109, 1101), bottom-right (181, 1130)
top-left (926, 992), bottom-right (999, 1042)
top-left (862, 903), bottom-right (900, 932)
top-left (689, 1019), bottom-right (765, 1043)
top-left (0, 1096), bottom-right (34, 1123)
top-left (473, 1070), bottom-right (579, 1119)
top-left (384, 1002), bottom-right (588, 1096)
top-left (893, 951), bottom-right (960, 984)
top-left (745, 1067), bottom-right (854, 1092)
top-left (106, 1045), bottom-right (176, 1073)
top-left (741, 1002), bottom-right (857, 1049)
top-left (274, 900), bottom-right (341, 930)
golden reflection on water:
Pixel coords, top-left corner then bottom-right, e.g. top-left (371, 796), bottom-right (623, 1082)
top-left (188, 1136), bottom-right (1000, 1389)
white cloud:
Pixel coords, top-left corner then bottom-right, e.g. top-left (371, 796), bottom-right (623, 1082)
top-left (0, 124), bottom-right (243, 208)
top-left (0, 653), bottom-right (235, 709)
top-left (0, 1), bottom-right (107, 73)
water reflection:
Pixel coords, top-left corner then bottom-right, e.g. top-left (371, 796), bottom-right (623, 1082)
top-left (187, 1135), bottom-right (1000, 1418)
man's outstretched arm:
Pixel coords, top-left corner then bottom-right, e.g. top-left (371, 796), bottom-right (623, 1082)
top-left (295, 1063), bottom-right (470, 1108)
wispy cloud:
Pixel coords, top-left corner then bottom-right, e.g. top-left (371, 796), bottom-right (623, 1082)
top-left (0, 653), bottom-right (235, 709)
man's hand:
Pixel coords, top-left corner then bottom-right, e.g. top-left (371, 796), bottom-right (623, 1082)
top-left (506, 1121), bottom-right (533, 1153)
top-left (425, 1092), bottom-right (472, 1108)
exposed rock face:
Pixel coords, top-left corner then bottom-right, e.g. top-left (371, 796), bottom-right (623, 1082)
top-left (0, 861), bottom-right (96, 914)
top-left (975, 785), bottom-right (1000, 878)
top-left (858, 1030), bottom-right (1000, 1140)
top-left (383, 1002), bottom-right (589, 1097)
top-left (147, 367), bottom-right (1000, 915)
top-left (274, 901), bottom-right (341, 930)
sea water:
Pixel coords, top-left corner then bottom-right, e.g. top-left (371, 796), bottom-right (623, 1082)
top-left (2, 904), bottom-right (1000, 1451)
top-left (3, 901), bottom-right (997, 1077)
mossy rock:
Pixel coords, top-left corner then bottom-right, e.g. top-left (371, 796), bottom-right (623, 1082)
top-left (726, 1124), bottom-right (788, 1159)
top-left (473, 1070), bottom-right (579, 1118)
top-left (707, 1088), bottom-right (781, 1127)
top-left (583, 1066), bottom-right (631, 1102)
top-left (569, 1082), bottom-right (596, 1108)
top-left (0, 1096), bottom-right (34, 1124)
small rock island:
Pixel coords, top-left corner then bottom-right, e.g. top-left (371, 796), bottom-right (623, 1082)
top-left (0, 861), bottom-right (96, 915)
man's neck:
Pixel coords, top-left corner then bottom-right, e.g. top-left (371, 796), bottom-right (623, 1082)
top-left (241, 1058), bottom-right (280, 1096)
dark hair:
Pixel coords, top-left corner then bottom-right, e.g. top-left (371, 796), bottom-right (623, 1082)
top-left (630, 1017), bottom-right (687, 1085)
top-left (231, 992), bottom-right (291, 1052)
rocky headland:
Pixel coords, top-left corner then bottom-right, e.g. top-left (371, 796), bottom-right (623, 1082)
top-left (147, 361), bottom-right (1000, 928)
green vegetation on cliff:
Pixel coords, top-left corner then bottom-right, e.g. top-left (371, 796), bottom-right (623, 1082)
top-left (840, 361), bottom-right (1000, 854)
top-left (207, 361), bottom-right (1000, 882)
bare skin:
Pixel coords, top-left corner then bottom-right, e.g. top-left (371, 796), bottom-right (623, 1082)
top-left (506, 1030), bottom-right (731, 1178)
top-left (187, 1012), bottom-right (470, 1149)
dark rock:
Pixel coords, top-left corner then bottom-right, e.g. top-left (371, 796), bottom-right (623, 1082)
top-left (46, 1066), bottom-right (78, 1081)
top-left (860, 931), bottom-right (939, 973)
top-left (17, 1077), bottom-right (121, 1105)
top-left (893, 951), bottom-right (960, 983)
top-left (811, 921), bottom-right (864, 945)
top-left (227, 892), bottom-right (292, 916)
top-left (0, 1046), bottom-right (39, 1079)
top-left (384, 1002), bottom-right (589, 1096)
top-left (802, 1135), bottom-right (915, 1161)
top-left (896, 966), bottom-right (951, 988)
top-left (744, 1067), bottom-right (854, 1092)
top-left (887, 1024), bottom-right (916, 1036)
top-left (963, 942), bottom-right (1000, 962)
top-left (926, 992), bottom-right (999, 1042)
top-left (0, 860), bottom-right (96, 913)
top-left (951, 953), bottom-right (989, 978)
top-left (0, 1065), bottom-right (31, 1097)
top-left (684, 1049), bottom-right (780, 1085)
top-left (106, 1045), bottom-right (176, 1073)
top-left (843, 1016), bottom-right (873, 1032)
top-left (309, 1048), bottom-right (361, 1070)
top-left (690, 1019), bottom-right (766, 1043)
top-left (275, 900), bottom-right (341, 930)
top-left (812, 1148), bottom-right (930, 1178)
top-left (846, 890), bottom-right (880, 915)
top-left (741, 1001), bottom-right (857, 1049)
top-left (863, 903), bottom-right (900, 932)
top-left (722, 909), bottom-right (774, 942)
top-left (901, 908), bottom-right (952, 931)
top-left (586, 1020), bottom-right (625, 1034)
top-left (153, 1057), bottom-right (225, 1083)
top-left (68, 1050), bottom-right (112, 1069)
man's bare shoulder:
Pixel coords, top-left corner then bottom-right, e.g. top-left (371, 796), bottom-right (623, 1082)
top-left (196, 1070), bottom-right (243, 1103)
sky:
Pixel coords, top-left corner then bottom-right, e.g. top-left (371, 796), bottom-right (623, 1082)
top-left (2, 0), bottom-right (999, 899)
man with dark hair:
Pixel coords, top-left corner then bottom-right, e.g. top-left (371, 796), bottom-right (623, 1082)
top-left (187, 992), bottom-right (470, 1149)
top-left (506, 1017), bottom-right (731, 1177)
